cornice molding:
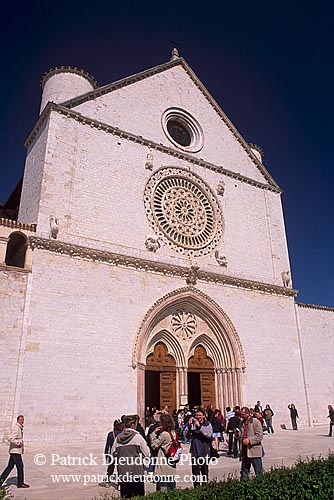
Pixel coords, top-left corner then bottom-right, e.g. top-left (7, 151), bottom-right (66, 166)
top-left (0, 218), bottom-right (36, 232)
top-left (29, 236), bottom-right (297, 298)
top-left (25, 103), bottom-right (281, 194)
top-left (41, 66), bottom-right (98, 89)
top-left (296, 301), bottom-right (334, 312)
top-left (60, 57), bottom-right (279, 190)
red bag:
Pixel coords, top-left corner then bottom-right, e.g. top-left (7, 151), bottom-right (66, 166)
top-left (167, 431), bottom-right (183, 462)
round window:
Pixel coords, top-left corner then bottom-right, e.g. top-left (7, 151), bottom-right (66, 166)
top-left (166, 120), bottom-right (191, 146)
top-left (162, 108), bottom-right (204, 153)
top-left (144, 167), bottom-right (223, 256)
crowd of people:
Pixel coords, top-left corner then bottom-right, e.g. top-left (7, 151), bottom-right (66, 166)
top-left (103, 401), bottom-right (271, 496)
top-left (0, 403), bottom-right (333, 496)
top-left (101, 400), bottom-right (333, 497)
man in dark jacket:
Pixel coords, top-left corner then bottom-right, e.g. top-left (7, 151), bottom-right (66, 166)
top-left (187, 408), bottom-right (213, 487)
top-left (111, 414), bottom-right (150, 498)
top-left (227, 410), bottom-right (241, 458)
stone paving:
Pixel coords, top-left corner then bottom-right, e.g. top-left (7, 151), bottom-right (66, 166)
top-left (0, 425), bottom-right (332, 500)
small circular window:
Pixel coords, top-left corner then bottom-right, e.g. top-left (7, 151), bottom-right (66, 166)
top-left (162, 108), bottom-right (204, 153)
top-left (167, 120), bottom-right (191, 146)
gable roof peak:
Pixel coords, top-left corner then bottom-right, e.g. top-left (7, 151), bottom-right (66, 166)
top-left (170, 47), bottom-right (180, 61)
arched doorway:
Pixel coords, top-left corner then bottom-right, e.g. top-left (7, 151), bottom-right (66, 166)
top-left (188, 345), bottom-right (215, 409)
top-left (145, 342), bottom-right (176, 412)
top-left (134, 287), bottom-right (245, 420)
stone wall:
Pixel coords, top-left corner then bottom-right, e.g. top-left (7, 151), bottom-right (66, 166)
top-left (296, 303), bottom-right (334, 426)
top-left (0, 269), bottom-right (28, 440)
top-left (16, 246), bottom-right (304, 443)
top-left (20, 108), bottom-right (290, 287)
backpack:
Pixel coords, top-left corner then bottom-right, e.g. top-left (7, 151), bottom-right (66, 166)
top-left (166, 431), bottom-right (183, 463)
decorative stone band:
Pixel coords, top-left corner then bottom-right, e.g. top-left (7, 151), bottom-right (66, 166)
top-left (0, 218), bottom-right (36, 231)
top-left (29, 236), bottom-right (298, 298)
top-left (59, 57), bottom-right (278, 189)
top-left (296, 302), bottom-right (334, 312)
top-left (25, 103), bottom-right (281, 194)
top-left (40, 66), bottom-right (98, 89)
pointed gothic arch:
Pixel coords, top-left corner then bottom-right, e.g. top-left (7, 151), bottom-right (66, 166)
top-left (134, 287), bottom-right (245, 417)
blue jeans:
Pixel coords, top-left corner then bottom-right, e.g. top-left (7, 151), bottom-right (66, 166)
top-left (240, 446), bottom-right (263, 481)
top-left (0, 454), bottom-right (24, 486)
top-left (265, 418), bottom-right (274, 434)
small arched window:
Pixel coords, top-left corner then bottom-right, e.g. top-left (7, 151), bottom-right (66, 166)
top-left (5, 232), bottom-right (28, 268)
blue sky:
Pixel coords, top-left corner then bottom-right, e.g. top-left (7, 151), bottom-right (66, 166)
top-left (1, 0), bottom-right (333, 306)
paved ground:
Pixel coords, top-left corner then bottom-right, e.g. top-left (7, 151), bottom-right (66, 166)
top-left (0, 425), bottom-right (332, 500)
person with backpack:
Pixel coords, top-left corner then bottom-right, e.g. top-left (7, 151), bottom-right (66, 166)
top-left (150, 413), bottom-right (179, 491)
top-left (111, 414), bottom-right (150, 498)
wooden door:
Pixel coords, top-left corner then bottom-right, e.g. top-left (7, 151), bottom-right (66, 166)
top-left (188, 345), bottom-right (216, 408)
top-left (146, 342), bottom-right (176, 412)
top-left (200, 372), bottom-right (215, 408)
top-left (160, 371), bottom-right (176, 411)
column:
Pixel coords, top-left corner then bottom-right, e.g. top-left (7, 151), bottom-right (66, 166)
top-left (137, 363), bottom-right (146, 424)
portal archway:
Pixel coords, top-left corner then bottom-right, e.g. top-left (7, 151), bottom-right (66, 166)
top-left (134, 287), bottom-right (245, 418)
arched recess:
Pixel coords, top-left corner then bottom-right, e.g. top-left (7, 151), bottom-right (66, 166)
top-left (134, 287), bottom-right (246, 418)
top-left (5, 232), bottom-right (28, 268)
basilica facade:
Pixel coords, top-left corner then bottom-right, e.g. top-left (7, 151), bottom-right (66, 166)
top-left (1, 51), bottom-right (333, 443)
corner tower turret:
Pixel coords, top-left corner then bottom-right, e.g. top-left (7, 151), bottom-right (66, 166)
top-left (39, 66), bottom-right (98, 114)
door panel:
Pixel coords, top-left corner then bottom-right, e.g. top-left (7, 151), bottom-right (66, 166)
top-left (160, 371), bottom-right (176, 411)
top-left (145, 343), bottom-right (176, 412)
top-left (188, 345), bottom-right (216, 408)
top-left (200, 372), bottom-right (216, 408)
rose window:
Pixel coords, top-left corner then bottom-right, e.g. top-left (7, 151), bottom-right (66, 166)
top-left (144, 167), bottom-right (223, 256)
top-left (171, 309), bottom-right (197, 340)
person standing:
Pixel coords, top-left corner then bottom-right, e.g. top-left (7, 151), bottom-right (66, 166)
top-left (146, 411), bottom-right (161, 473)
top-left (225, 406), bottom-right (235, 425)
top-left (103, 419), bottom-right (122, 487)
top-left (263, 404), bottom-right (275, 434)
top-left (227, 410), bottom-right (241, 458)
top-left (254, 401), bottom-right (263, 413)
top-left (239, 407), bottom-right (263, 481)
top-left (187, 408), bottom-right (213, 488)
top-left (288, 404), bottom-right (299, 430)
top-left (211, 409), bottom-right (223, 452)
top-left (0, 415), bottom-right (29, 488)
top-left (327, 405), bottom-right (334, 437)
top-left (111, 414), bottom-right (150, 498)
top-left (150, 414), bottom-right (177, 491)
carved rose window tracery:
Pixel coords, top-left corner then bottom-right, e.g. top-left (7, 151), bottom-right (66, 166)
top-left (171, 309), bottom-right (197, 340)
top-left (144, 168), bottom-right (223, 256)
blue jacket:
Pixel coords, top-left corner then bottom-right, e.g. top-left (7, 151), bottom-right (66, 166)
top-left (188, 420), bottom-right (213, 458)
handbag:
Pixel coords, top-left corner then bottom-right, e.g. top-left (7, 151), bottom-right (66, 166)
top-left (209, 444), bottom-right (219, 459)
